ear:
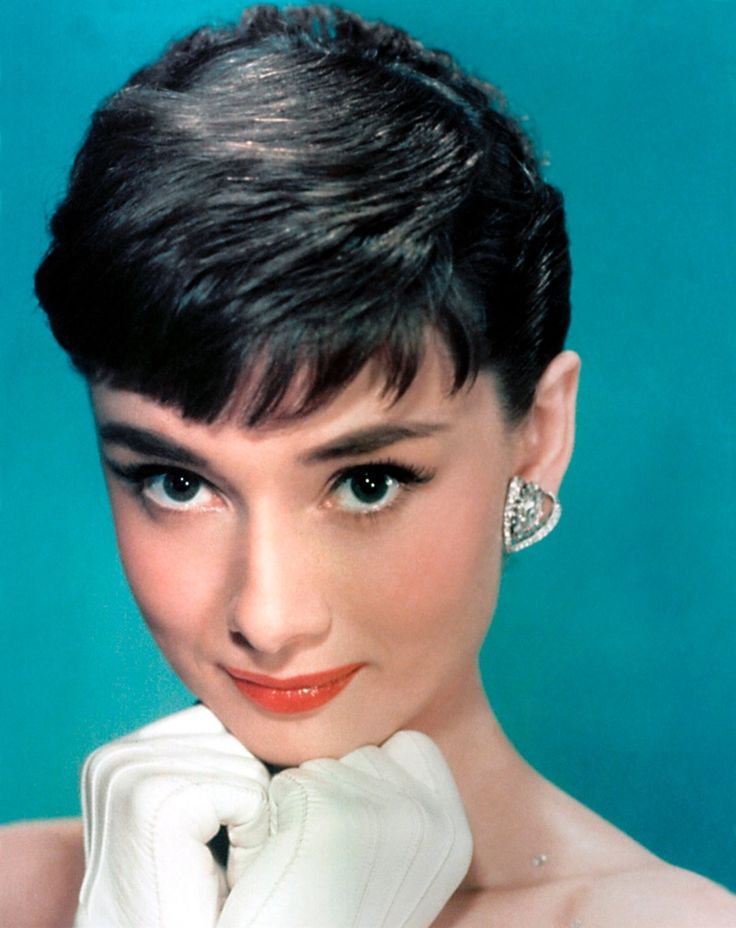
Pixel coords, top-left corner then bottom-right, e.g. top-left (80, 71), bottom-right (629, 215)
top-left (511, 350), bottom-right (581, 496)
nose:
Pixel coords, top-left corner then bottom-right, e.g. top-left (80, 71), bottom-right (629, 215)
top-left (227, 507), bottom-right (332, 655)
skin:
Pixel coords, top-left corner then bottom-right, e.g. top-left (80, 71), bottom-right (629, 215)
top-left (2, 341), bottom-right (734, 926)
top-left (91, 341), bottom-right (528, 767)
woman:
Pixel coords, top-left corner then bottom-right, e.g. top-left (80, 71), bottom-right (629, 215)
top-left (2, 5), bottom-right (734, 925)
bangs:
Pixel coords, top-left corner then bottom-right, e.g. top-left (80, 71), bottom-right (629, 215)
top-left (85, 278), bottom-right (484, 426)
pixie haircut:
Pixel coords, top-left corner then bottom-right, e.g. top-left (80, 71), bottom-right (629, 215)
top-left (35, 4), bottom-right (571, 425)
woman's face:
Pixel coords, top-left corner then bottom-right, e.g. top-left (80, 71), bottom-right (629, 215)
top-left (91, 342), bottom-right (521, 764)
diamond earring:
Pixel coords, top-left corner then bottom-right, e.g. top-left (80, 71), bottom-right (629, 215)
top-left (503, 476), bottom-right (561, 553)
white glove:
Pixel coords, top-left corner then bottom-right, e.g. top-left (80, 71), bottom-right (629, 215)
top-left (74, 705), bottom-right (270, 928)
top-left (219, 730), bottom-right (473, 928)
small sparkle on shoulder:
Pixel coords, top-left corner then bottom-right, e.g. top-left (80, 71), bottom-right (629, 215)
top-left (531, 853), bottom-right (548, 867)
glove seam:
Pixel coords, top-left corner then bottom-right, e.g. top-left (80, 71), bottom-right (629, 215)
top-left (147, 777), bottom-right (202, 928)
top-left (248, 773), bottom-right (309, 927)
top-left (349, 793), bottom-right (381, 928)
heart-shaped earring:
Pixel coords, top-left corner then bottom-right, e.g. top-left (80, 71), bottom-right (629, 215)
top-left (503, 476), bottom-right (561, 553)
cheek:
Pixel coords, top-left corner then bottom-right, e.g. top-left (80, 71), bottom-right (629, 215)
top-left (109, 494), bottom-right (231, 642)
top-left (335, 470), bottom-right (505, 655)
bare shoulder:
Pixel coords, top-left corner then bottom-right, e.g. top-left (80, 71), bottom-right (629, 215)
top-left (531, 772), bottom-right (736, 927)
top-left (440, 862), bottom-right (736, 928)
top-left (436, 768), bottom-right (736, 928)
top-left (0, 818), bottom-right (84, 928)
top-left (573, 861), bottom-right (736, 927)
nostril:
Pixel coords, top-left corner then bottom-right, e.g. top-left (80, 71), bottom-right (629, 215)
top-left (229, 629), bottom-right (252, 648)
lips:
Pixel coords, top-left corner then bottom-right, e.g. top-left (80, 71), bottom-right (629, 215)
top-left (225, 663), bottom-right (364, 714)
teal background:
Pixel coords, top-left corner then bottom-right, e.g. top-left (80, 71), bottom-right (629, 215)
top-left (2, 0), bottom-right (734, 891)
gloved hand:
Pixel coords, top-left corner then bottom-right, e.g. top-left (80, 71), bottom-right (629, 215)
top-left (74, 704), bottom-right (271, 928)
top-left (219, 730), bottom-right (473, 928)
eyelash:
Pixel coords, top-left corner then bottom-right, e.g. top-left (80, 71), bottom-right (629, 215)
top-left (103, 460), bottom-right (218, 512)
top-left (103, 457), bottom-right (434, 519)
top-left (328, 458), bottom-right (434, 520)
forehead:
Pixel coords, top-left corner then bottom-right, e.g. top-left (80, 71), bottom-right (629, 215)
top-left (90, 340), bottom-right (505, 451)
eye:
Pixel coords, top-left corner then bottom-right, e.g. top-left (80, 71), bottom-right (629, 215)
top-left (333, 468), bottom-right (400, 512)
top-left (329, 462), bottom-right (433, 516)
top-left (103, 459), bottom-right (220, 512)
top-left (142, 470), bottom-right (217, 511)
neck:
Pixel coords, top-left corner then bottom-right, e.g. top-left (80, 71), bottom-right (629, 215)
top-left (407, 667), bottom-right (542, 892)
top-left (407, 667), bottom-right (657, 901)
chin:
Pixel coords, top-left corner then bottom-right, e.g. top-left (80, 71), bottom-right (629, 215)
top-left (193, 669), bottom-right (433, 766)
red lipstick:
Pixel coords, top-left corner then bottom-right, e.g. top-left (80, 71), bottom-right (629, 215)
top-left (225, 663), bottom-right (364, 714)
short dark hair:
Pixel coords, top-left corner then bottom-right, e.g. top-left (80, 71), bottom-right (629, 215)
top-left (35, 4), bottom-right (571, 425)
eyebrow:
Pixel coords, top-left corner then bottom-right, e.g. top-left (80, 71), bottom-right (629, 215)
top-left (298, 422), bottom-right (449, 463)
top-left (97, 423), bottom-right (209, 469)
top-left (97, 419), bottom-right (449, 470)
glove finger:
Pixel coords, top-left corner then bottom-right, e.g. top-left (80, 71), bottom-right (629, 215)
top-left (81, 733), bottom-right (270, 888)
top-left (298, 740), bottom-right (437, 800)
top-left (141, 779), bottom-right (266, 920)
top-left (226, 795), bottom-right (270, 888)
top-left (84, 737), bottom-right (270, 813)
top-left (337, 743), bottom-right (413, 789)
top-left (132, 704), bottom-right (224, 739)
top-left (296, 754), bottom-right (405, 801)
top-left (381, 730), bottom-right (461, 800)
top-left (131, 731), bottom-right (268, 769)
top-left (80, 774), bottom-right (269, 928)
top-left (132, 708), bottom-right (264, 764)
top-left (334, 734), bottom-right (458, 798)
